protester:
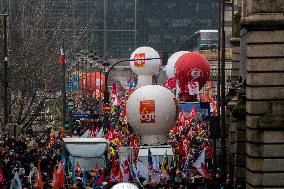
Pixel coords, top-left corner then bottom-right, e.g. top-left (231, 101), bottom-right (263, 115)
top-left (0, 80), bottom-right (232, 189)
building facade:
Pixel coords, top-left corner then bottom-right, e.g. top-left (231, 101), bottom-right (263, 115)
top-left (5, 0), bottom-right (219, 59)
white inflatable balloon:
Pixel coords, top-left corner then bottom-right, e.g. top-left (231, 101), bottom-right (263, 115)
top-left (126, 85), bottom-right (178, 145)
top-left (166, 51), bottom-right (188, 78)
top-left (111, 183), bottom-right (138, 189)
top-left (130, 47), bottom-right (161, 87)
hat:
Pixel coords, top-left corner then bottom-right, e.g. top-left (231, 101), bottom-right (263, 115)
top-left (103, 182), bottom-right (108, 186)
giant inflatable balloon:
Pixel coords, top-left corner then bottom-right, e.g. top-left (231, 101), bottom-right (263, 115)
top-left (166, 51), bottom-right (188, 78)
top-left (130, 47), bottom-right (160, 87)
top-left (126, 85), bottom-right (178, 145)
top-left (175, 52), bottom-right (210, 101)
top-left (111, 183), bottom-right (138, 189)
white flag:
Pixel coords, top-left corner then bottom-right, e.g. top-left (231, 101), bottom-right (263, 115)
top-left (81, 129), bottom-right (90, 138)
top-left (136, 161), bottom-right (148, 180)
top-left (10, 172), bottom-right (22, 189)
top-left (193, 149), bottom-right (209, 178)
top-left (188, 81), bottom-right (199, 95)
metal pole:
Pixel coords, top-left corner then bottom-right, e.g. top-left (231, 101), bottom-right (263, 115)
top-left (213, 0), bottom-right (222, 173)
top-left (103, 0), bottom-right (107, 57)
top-left (2, 13), bottom-right (9, 131)
top-left (217, 0), bottom-right (221, 121)
top-left (232, 0), bottom-right (235, 38)
top-left (220, 0), bottom-right (226, 178)
top-left (62, 44), bottom-right (67, 128)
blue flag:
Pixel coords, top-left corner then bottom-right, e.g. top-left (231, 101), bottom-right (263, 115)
top-left (71, 158), bottom-right (76, 184)
top-left (82, 170), bottom-right (87, 188)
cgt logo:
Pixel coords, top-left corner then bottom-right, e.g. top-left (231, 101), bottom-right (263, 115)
top-left (140, 100), bottom-right (155, 123)
top-left (134, 53), bottom-right (146, 68)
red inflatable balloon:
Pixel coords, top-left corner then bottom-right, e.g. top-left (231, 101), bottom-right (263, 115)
top-left (175, 52), bottom-right (210, 101)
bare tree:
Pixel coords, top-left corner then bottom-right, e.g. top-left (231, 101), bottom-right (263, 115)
top-left (0, 0), bottom-right (96, 132)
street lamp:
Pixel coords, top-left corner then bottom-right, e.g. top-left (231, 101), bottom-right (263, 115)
top-left (102, 57), bottom-right (164, 104)
top-left (1, 13), bottom-right (9, 131)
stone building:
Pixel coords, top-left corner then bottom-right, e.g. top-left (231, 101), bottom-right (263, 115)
top-left (228, 0), bottom-right (284, 188)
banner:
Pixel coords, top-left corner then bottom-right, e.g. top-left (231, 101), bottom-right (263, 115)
top-left (140, 100), bottom-right (155, 123)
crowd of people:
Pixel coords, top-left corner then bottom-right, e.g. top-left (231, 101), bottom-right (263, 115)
top-left (0, 81), bottom-right (243, 189)
top-left (0, 111), bottom-right (239, 189)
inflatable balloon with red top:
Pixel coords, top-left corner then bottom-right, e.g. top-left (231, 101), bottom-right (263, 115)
top-left (175, 52), bottom-right (210, 101)
top-left (129, 46), bottom-right (161, 88)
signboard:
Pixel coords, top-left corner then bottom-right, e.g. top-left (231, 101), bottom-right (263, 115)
top-left (72, 114), bottom-right (94, 119)
top-left (102, 104), bottom-right (111, 113)
top-left (134, 53), bottom-right (146, 68)
top-left (140, 100), bottom-right (155, 123)
top-left (64, 123), bottom-right (70, 129)
top-left (200, 102), bottom-right (211, 121)
top-left (67, 100), bottom-right (75, 111)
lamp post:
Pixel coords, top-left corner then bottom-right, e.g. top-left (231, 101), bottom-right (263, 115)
top-left (1, 13), bottom-right (8, 131)
top-left (103, 57), bottom-right (163, 104)
top-left (220, 0), bottom-right (227, 178)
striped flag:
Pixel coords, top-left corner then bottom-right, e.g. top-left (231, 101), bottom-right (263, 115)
top-left (59, 46), bottom-right (65, 64)
top-left (161, 151), bottom-right (169, 175)
top-left (148, 148), bottom-right (153, 170)
top-left (193, 149), bottom-right (209, 178)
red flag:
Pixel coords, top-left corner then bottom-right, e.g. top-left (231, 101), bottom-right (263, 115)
top-left (57, 161), bottom-right (65, 188)
top-left (182, 116), bottom-right (190, 127)
top-left (60, 126), bottom-right (65, 138)
top-left (177, 121), bottom-right (184, 132)
top-left (94, 126), bottom-right (100, 135)
top-left (120, 105), bottom-right (126, 118)
top-left (188, 106), bottom-right (197, 120)
top-left (90, 123), bottom-right (95, 138)
top-left (37, 160), bottom-right (43, 189)
top-left (193, 149), bottom-right (209, 178)
top-left (0, 166), bottom-right (4, 183)
top-left (164, 77), bottom-right (176, 90)
top-left (201, 163), bottom-right (209, 178)
top-left (122, 160), bottom-right (130, 182)
top-left (53, 161), bottom-right (65, 189)
top-left (94, 163), bottom-right (99, 174)
top-left (112, 81), bottom-right (117, 95)
top-left (179, 138), bottom-right (187, 157)
top-left (76, 161), bottom-right (82, 175)
top-left (59, 46), bottom-right (65, 64)
top-left (131, 135), bottom-right (139, 163)
top-left (207, 146), bottom-right (214, 158)
top-left (105, 127), bottom-right (115, 141)
top-left (110, 159), bottom-right (120, 183)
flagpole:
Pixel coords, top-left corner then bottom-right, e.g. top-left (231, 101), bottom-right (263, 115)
top-left (61, 41), bottom-right (67, 130)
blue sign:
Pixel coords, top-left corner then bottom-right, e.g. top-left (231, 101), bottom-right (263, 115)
top-left (200, 102), bottom-right (211, 121)
top-left (71, 114), bottom-right (94, 119)
top-left (179, 102), bottom-right (201, 112)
